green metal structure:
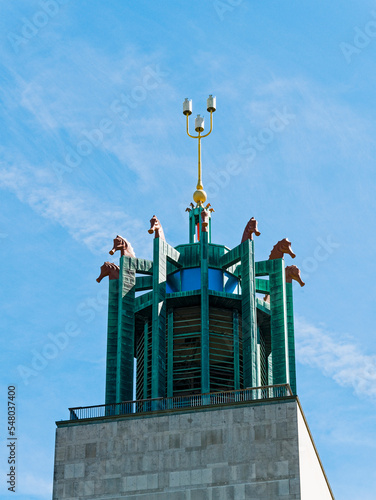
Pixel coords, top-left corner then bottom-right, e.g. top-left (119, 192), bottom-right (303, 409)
top-left (101, 204), bottom-right (299, 405)
top-left (99, 95), bottom-right (302, 405)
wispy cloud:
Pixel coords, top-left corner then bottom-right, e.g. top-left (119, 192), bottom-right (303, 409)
top-left (0, 161), bottom-right (149, 256)
top-left (295, 316), bottom-right (376, 399)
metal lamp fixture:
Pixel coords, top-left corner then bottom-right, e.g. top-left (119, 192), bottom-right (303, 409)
top-left (183, 95), bottom-right (216, 205)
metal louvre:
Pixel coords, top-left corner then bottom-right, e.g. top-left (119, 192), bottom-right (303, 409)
top-left (209, 308), bottom-right (235, 392)
top-left (136, 321), bottom-right (152, 400)
top-left (136, 330), bottom-right (144, 401)
top-left (258, 325), bottom-right (271, 387)
top-left (238, 314), bottom-right (243, 388)
top-left (173, 306), bottom-right (201, 396)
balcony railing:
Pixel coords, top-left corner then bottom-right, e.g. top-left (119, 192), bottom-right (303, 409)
top-left (68, 384), bottom-right (293, 421)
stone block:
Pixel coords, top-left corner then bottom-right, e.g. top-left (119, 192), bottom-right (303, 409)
top-left (276, 404), bottom-right (287, 420)
top-left (276, 421), bottom-right (287, 439)
top-left (202, 467), bottom-right (213, 484)
top-left (169, 433), bottom-right (181, 449)
top-left (278, 478), bottom-right (290, 496)
top-left (147, 473), bottom-right (158, 489)
top-left (212, 464), bottom-right (230, 485)
top-left (189, 468), bottom-right (202, 485)
top-left (66, 445), bottom-right (75, 461)
top-left (75, 463), bottom-right (85, 478)
top-left (55, 447), bottom-right (66, 462)
top-left (83, 481), bottom-right (94, 496)
top-left (104, 477), bottom-right (121, 494)
top-left (136, 474), bottom-right (148, 490)
top-left (64, 464), bottom-right (74, 479)
top-left (179, 470), bottom-right (191, 487)
top-left (85, 442), bottom-right (97, 459)
top-left (191, 488), bottom-right (210, 500)
top-left (54, 465), bottom-right (64, 481)
top-left (63, 480), bottom-right (74, 497)
top-left (275, 460), bottom-right (289, 477)
top-left (169, 471), bottom-right (180, 488)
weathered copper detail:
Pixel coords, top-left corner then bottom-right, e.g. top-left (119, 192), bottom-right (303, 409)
top-left (241, 217), bottom-right (261, 242)
top-left (264, 264), bottom-right (305, 302)
top-left (96, 262), bottom-right (120, 283)
top-left (190, 202), bottom-right (195, 209)
top-left (285, 265), bottom-right (305, 287)
top-left (109, 235), bottom-right (136, 258)
top-left (268, 238), bottom-right (295, 260)
top-left (201, 209), bottom-right (209, 232)
top-left (148, 215), bottom-right (165, 240)
top-left (263, 238), bottom-right (297, 302)
top-left (185, 207), bottom-right (192, 213)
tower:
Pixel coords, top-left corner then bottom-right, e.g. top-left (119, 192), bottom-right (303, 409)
top-left (53, 96), bottom-right (334, 500)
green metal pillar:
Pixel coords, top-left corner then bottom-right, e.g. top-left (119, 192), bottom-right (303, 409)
top-left (256, 326), bottom-right (261, 387)
top-left (268, 349), bottom-right (273, 386)
top-left (200, 229), bottom-right (210, 394)
top-left (143, 320), bottom-right (148, 400)
top-left (151, 238), bottom-right (167, 399)
top-left (233, 309), bottom-right (240, 390)
top-left (269, 259), bottom-right (290, 388)
top-left (116, 256), bottom-right (136, 403)
top-left (241, 239), bottom-right (257, 389)
top-left (105, 279), bottom-right (119, 405)
top-left (286, 282), bottom-right (297, 394)
top-left (167, 308), bottom-right (174, 397)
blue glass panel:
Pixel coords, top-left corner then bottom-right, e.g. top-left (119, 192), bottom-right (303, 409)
top-left (181, 268), bottom-right (201, 291)
top-left (167, 271), bottom-right (180, 293)
top-left (208, 268), bottom-right (223, 292)
top-left (224, 273), bottom-right (240, 294)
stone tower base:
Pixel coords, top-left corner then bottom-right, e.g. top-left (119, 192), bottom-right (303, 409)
top-left (53, 397), bottom-right (334, 499)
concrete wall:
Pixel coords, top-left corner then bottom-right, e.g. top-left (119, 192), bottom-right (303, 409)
top-left (52, 400), bottom-right (329, 499)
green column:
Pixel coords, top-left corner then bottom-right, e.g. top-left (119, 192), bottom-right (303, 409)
top-left (116, 256), bottom-right (136, 403)
top-left (268, 351), bottom-right (273, 397)
top-left (241, 239), bottom-right (257, 389)
top-left (233, 309), bottom-right (240, 390)
top-left (151, 238), bottom-right (167, 399)
top-left (256, 326), bottom-right (261, 387)
top-left (105, 279), bottom-right (119, 405)
top-left (167, 309), bottom-right (174, 397)
top-left (286, 282), bottom-right (297, 394)
top-left (189, 212), bottom-right (194, 244)
top-left (269, 258), bottom-right (290, 388)
top-left (200, 229), bottom-right (210, 394)
top-left (143, 321), bottom-right (148, 400)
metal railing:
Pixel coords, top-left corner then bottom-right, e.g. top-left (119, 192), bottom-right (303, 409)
top-left (69, 384), bottom-right (292, 421)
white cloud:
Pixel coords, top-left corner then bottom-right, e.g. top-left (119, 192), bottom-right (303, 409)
top-left (295, 316), bottom-right (376, 399)
top-left (0, 162), bottom-right (149, 256)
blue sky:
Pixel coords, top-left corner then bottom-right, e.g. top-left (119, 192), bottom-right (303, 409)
top-left (1, 1), bottom-right (376, 498)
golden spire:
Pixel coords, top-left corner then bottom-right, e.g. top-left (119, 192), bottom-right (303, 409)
top-left (183, 95), bottom-right (216, 205)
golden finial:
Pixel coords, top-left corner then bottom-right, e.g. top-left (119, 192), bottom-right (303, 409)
top-left (183, 95), bottom-right (216, 205)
